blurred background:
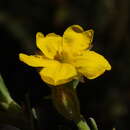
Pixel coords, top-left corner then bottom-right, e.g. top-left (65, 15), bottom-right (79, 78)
top-left (0, 0), bottom-right (129, 130)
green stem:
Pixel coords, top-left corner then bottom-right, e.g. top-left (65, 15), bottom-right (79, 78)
top-left (0, 75), bottom-right (13, 104)
top-left (77, 119), bottom-right (90, 130)
top-left (25, 93), bottom-right (35, 130)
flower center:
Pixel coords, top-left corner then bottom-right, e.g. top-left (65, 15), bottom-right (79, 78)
top-left (54, 52), bottom-right (65, 63)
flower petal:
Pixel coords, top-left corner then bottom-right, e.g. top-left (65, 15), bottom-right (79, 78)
top-left (63, 25), bottom-right (94, 56)
top-left (19, 53), bottom-right (59, 67)
top-left (72, 51), bottom-right (111, 79)
top-left (36, 32), bottom-right (44, 50)
top-left (39, 63), bottom-right (77, 86)
top-left (36, 32), bottom-right (62, 59)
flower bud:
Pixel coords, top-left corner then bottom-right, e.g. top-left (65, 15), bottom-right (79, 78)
top-left (51, 85), bottom-right (81, 122)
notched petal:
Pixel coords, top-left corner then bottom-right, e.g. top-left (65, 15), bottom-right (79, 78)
top-left (72, 51), bottom-right (111, 79)
top-left (39, 63), bottom-right (77, 86)
top-left (36, 32), bottom-right (62, 59)
top-left (19, 53), bottom-right (44, 67)
top-left (19, 53), bottom-right (59, 68)
top-left (63, 25), bottom-right (94, 57)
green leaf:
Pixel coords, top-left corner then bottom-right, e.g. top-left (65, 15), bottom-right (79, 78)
top-left (0, 75), bottom-right (21, 112)
top-left (0, 75), bottom-right (13, 107)
top-left (72, 79), bottom-right (80, 89)
top-left (89, 118), bottom-right (98, 130)
top-left (77, 119), bottom-right (90, 130)
top-left (0, 75), bottom-right (29, 130)
top-left (112, 128), bottom-right (116, 130)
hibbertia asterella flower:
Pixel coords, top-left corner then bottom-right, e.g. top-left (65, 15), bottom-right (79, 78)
top-left (19, 25), bottom-right (111, 86)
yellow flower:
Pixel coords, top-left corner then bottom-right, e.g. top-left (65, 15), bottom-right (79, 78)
top-left (19, 25), bottom-right (111, 86)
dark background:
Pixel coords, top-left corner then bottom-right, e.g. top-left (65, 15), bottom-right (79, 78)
top-left (0, 0), bottom-right (129, 130)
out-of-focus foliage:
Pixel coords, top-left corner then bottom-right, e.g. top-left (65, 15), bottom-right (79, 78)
top-left (0, 0), bottom-right (129, 130)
